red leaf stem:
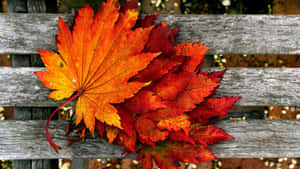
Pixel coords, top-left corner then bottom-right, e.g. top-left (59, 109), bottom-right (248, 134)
top-left (46, 91), bottom-right (80, 153)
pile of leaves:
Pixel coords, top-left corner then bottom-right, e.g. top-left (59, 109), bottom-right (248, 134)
top-left (35, 0), bottom-right (241, 168)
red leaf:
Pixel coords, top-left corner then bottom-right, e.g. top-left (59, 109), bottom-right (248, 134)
top-left (199, 70), bottom-right (226, 95)
top-left (139, 149), bottom-right (153, 169)
top-left (157, 115), bottom-right (191, 134)
top-left (175, 42), bottom-right (210, 72)
top-left (116, 131), bottom-right (136, 153)
top-left (166, 141), bottom-right (216, 163)
top-left (122, 90), bottom-right (166, 114)
top-left (132, 22), bottom-right (182, 82)
top-left (188, 96), bottom-right (241, 124)
top-left (153, 71), bottom-right (194, 100)
top-left (120, 0), bottom-right (139, 13)
top-left (138, 141), bottom-right (216, 169)
top-left (137, 14), bottom-right (159, 28)
top-left (200, 69), bottom-right (226, 83)
top-left (189, 124), bottom-right (233, 147)
top-left (169, 131), bottom-right (195, 144)
top-left (136, 117), bottom-right (169, 145)
top-left (140, 101), bottom-right (186, 121)
top-left (176, 73), bottom-right (219, 111)
top-left (133, 54), bottom-right (185, 82)
top-left (116, 106), bottom-right (135, 137)
top-left (95, 120), bottom-right (104, 137)
top-left (144, 22), bottom-right (178, 56)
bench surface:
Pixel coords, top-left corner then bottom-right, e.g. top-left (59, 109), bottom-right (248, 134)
top-left (0, 14), bottom-right (300, 159)
top-left (1, 14), bottom-right (300, 54)
top-left (0, 67), bottom-right (299, 106)
top-left (0, 120), bottom-right (299, 159)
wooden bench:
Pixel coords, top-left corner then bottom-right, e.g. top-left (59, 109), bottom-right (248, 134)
top-left (1, 1), bottom-right (300, 169)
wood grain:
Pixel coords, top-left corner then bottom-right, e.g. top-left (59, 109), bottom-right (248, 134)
top-left (0, 120), bottom-right (298, 159)
top-left (8, 0), bottom-right (59, 168)
top-left (0, 67), bottom-right (299, 106)
top-left (1, 14), bottom-right (300, 54)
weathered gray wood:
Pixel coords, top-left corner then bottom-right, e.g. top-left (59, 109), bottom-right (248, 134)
top-left (14, 107), bottom-right (58, 169)
top-left (25, 0), bottom-right (47, 67)
top-left (0, 67), bottom-right (299, 106)
top-left (2, 14), bottom-right (300, 54)
top-left (9, 1), bottom-right (58, 168)
top-left (8, 1), bottom-right (85, 167)
top-left (8, 0), bottom-right (54, 168)
top-left (0, 120), bottom-right (299, 159)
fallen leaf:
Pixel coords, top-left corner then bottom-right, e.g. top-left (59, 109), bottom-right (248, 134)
top-left (35, 0), bottom-right (159, 151)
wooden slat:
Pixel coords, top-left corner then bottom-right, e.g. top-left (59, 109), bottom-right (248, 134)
top-left (0, 120), bottom-right (299, 159)
top-left (1, 14), bottom-right (300, 54)
top-left (0, 67), bottom-right (299, 106)
top-left (8, 0), bottom-right (59, 168)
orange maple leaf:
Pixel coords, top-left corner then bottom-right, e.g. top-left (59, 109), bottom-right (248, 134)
top-left (35, 0), bottom-right (159, 152)
top-left (105, 126), bottom-right (120, 143)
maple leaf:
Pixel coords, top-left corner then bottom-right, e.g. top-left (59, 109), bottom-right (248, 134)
top-left (115, 105), bottom-right (135, 137)
top-left (144, 22), bottom-right (179, 56)
top-left (176, 73), bottom-right (220, 111)
top-left (137, 14), bottom-right (160, 28)
top-left (122, 90), bottom-right (166, 114)
top-left (120, 0), bottom-right (139, 13)
top-left (189, 124), bottom-right (233, 147)
top-left (175, 42), bottom-right (210, 72)
top-left (199, 69), bottom-right (227, 95)
top-left (138, 141), bottom-right (216, 169)
top-left (157, 114), bottom-right (191, 134)
top-left (95, 120), bottom-right (105, 137)
top-left (120, 0), bottom-right (159, 29)
top-left (133, 22), bottom-right (183, 82)
top-left (169, 131), bottom-right (195, 144)
top-left (188, 96), bottom-right (241, 125)
top-left (200, 69), bottom-right (227, 83)
top-left (136, 116), bottom-right (169, 146)
top-left (106, 126), bottom-right (119, 143)
top-left (115, 131), bottom-right (137, 153)
top-left (150, 71), bottom-right (219, 114)
top-left (133, 54), bottom-right (185, 83)
top-left (152, 71), bottom-right (194, 100)
top-left (36, 0), bottom-right (241, 166)
top-left (35, 0), bottom-right (159, 152)
top-left (140, 101), bottom-right (186, 122)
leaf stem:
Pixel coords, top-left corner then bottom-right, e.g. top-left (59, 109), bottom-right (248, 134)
top-left (64, 112), bottom-right (75, 136)
top-left (46, 91), bottom-right (80, 153)
top-left (67, 130), bottom-right (90, 146)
